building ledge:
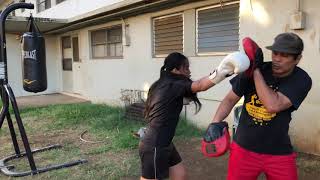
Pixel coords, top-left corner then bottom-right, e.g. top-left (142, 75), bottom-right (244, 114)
top-left (5, 15), bottom-right (68, 34)
top-left (5, 0), bottom-right (203, 35)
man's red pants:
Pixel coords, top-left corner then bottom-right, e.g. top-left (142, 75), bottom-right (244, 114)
top-left (227, 142), bottom-right (297, 180)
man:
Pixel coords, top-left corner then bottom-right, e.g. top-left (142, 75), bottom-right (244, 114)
top-left (207, 33), bottom-right (312, 180)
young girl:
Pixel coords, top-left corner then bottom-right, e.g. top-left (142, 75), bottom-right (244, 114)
top-left (140, 52), bottom-right (249, 180)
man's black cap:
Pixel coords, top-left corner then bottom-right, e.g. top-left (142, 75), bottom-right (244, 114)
top-left (266, 33), bottom-right (304, 54)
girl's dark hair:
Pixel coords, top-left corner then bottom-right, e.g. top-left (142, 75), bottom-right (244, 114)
top-left (144, 52), bottom-right (202, 119)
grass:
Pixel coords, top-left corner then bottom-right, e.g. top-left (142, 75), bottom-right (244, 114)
top-left (0, 102), bottom-right (203, 179)
top-left (1, 102), bottom-right (320, 179)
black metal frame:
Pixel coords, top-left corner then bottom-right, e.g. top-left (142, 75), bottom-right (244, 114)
top-left (0, 3), bottom-right (87, 177)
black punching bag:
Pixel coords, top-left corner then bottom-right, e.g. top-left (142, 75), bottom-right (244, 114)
top-left (22, 15), bottom-right (47, 93)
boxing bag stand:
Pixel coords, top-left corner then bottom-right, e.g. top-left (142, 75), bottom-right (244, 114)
top-left (0, 3), bottom-right (87, 177)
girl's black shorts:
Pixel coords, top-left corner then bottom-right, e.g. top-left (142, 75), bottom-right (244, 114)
top-left (139, 142), bottom-right (182, 179)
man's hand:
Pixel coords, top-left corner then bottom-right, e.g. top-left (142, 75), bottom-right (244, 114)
top-left (209, 52), bottom-right (250, 84)
top-left (254, 48), bottom-right (264, 69)
top-left (201, 121), bottom-right (230, 157)
top-left (203, 121), bottom-right (228, 142)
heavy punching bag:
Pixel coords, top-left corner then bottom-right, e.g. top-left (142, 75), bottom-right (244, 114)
top-left (21, 15), bottom-right (47, 93)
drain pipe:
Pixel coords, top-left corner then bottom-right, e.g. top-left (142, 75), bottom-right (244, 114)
top-left (290, 0), bottom-right (305, 30)
top-left (296, 0), bottom-right (301, 12)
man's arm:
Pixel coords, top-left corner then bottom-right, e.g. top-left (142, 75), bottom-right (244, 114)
top-left (253, 69), bottom-right (292, 113)
top-left (212, 90), bottom-right (241, 122)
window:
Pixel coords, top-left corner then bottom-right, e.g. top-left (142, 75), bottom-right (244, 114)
top-left (91, 26), bottom-right (123, 58)
top-left (9, 10), bottom-right (15, 16)
top-left (56, 0), bottom-right (66, 4)
top-left (197, 3), bottom-right (239, 54)
top-left (62, 36), bottom-right (71, 49)
top-left (72, 37), bottom-right (80, 62)
top-left (153, 14), bottom-right (183, 57)
top-left (62, 36), bottom-right (72, 71)
top-left (37, 0), bottom-right (51, 13)
top-left (62, 58), bottom-right (72, 71)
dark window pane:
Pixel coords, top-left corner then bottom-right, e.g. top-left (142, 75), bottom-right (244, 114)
top-left (56, 0), bottom-right (66, 4)
top-left (62, 36), bottom-right (71, 48)
top-left (72, 37), bottom-right (80, 62)
top-left (92, 45), bottom-right (107, 58)
top-left (92, 30), bottom-right (106, 44)
top-left (37, 0), bottom-right (51, 12)
top-left (91, 26), bottom-right (122, 58)
top-left (62, 58), bottom-right (72, 71)
top-left (108, 27), bottom-right (122, 43)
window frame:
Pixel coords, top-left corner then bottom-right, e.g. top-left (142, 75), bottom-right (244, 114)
top-left (90, 25), bottom-right (123, 59)
top-left (72, 36), bottom-right (80, 62)
top-left (20, 0), bottom-right (26, 13)
top-left (61, 36), bottom-right (72, 71)
top-left (196, 1), bottom-right (240, 56)
top-left (152, 13), bottom-right (184, 58)
top-left (37, 0), bottom-right (51, 13)
top-left (56, 0), bottom-right (66, 4)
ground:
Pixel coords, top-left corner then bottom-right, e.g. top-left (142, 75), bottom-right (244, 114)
top-left (16, 93), bottom-right (89, 109)
top-left (0, 130), bottom-right (320, 180)
top-left (1, 127), bottom-right (320, 179)
top-left (0, 94), bottom-right (319, 179)
top-left (175, 138), bottom-right (320, 180)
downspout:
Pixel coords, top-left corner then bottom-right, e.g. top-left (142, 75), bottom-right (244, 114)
top-left (296, 0), bottom-right (300, 12)
top-left (290, 0), bottom-right (305, 30)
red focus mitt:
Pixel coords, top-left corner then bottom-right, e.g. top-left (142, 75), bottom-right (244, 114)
top-left (242, 37), bottom-right (264, 77)
top-left (201, 122), bottom-right (230, 157)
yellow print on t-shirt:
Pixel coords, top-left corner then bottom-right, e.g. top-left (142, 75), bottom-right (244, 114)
top-left (245, 94), bottom-right (276, 123)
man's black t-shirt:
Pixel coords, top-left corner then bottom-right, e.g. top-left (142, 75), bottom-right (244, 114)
top-left (142, 73), bottom-right (193, 148)
top-left (231, 62), bottom-right (312, 155)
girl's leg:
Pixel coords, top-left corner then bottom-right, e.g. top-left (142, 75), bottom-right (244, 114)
top-left (169, 162), bottom-right (187, 180)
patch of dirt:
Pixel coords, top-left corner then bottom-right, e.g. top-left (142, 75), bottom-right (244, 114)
top-left (175, 138), bottom-right (229, 180)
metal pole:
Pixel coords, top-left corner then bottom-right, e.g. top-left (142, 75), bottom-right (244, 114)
top-left (0, 3), bottom-right (34, 83)
top-left (0, 3), bottom-right (87, 177)
top-left (0, 2), bottom-right (36, 172)
top-left (6, 112), bottom-right (21, 155)
top-left (0, 86), bottom-right (9, 128)
top-left (5, 85), bottom-right (37, 171)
